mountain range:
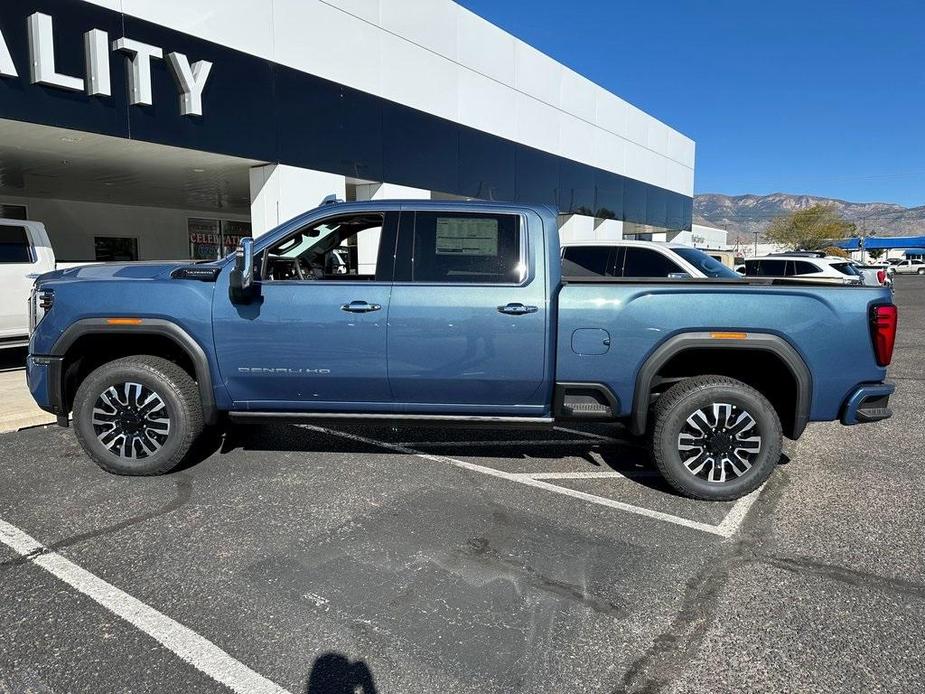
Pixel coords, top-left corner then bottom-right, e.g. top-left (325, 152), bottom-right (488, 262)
top-left (694, 193), bottom-right (925, 243)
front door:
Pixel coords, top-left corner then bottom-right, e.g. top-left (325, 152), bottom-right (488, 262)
top-left (213, 211), bottom-right (397, 408)
top-left (387, 209), bottom-right (548, 412)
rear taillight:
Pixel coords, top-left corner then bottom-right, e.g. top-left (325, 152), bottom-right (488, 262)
top-left (877, 270), bottom-right (886, 285)
top-left (870, 304), bottom-right (898, 367)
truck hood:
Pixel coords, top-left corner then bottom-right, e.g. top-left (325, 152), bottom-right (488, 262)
top-left (38, 260), bottom-right (223, 283)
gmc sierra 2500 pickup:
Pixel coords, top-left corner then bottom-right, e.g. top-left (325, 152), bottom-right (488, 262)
top-left (26, 200), bottom-right (897, 500)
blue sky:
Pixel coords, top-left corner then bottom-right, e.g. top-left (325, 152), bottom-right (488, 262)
top-left (457, 0), bottom-right (925, 207)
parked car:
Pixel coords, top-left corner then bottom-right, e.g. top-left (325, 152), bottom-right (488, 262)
top-left (27, 201), bottom-right (897, 501)
top-left (0, 219), bottom-right (55, 349)
top-left (561, 240), bottom-right (742, 279)
top-left (742, 256), bottom-right (864, 285)
top-left (892, 259), bottom-right (925, 275)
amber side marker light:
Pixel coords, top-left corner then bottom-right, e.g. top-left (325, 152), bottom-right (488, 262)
top-left (710, 332), bottom-right (748, 340)
top-left (105, 318), bottom-right (144, 326)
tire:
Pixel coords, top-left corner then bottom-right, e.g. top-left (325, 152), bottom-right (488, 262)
top-left (917, 268), bottom-right (924, 275)
top-left (650, 375), bottom-right (782, 501)
top-left (73, 355), bottom-right (204, 476)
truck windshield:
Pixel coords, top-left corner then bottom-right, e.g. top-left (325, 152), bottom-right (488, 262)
top-left (672, 248), bottom-right (741, 279)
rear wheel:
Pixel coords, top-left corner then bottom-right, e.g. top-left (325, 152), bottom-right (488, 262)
top-left (650, 375), bottom-right (782, 501)
top-left (73, 355), bottom-right (203, 475)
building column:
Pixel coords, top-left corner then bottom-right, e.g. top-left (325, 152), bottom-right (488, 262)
top-left (558, 214), bottom-right (596, 243)
top-left (353, 182), bottom-right (431, 201)
top-left (249, 164), bottom-right (346, 236)
top-left (353, 182), bottom-right (430, 274)
top-left (594, 218), bottom-right (623, 241)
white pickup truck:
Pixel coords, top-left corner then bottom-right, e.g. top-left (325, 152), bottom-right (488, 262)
top-left (0, 219), bottom-right (55, 349)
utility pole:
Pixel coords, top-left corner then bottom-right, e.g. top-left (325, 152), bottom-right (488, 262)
top-left (753, 231), bottom-right (759, 258)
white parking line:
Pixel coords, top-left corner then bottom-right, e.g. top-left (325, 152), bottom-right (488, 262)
top-left (511, 470), bottom-right (629, 480)
top-left (0, 519), bottom-right (291, 694)
top-left (305, 425), bottom-right (761, 538)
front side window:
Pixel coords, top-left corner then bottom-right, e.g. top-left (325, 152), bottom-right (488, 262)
top-left (620, 247), bottom-right (684, 277)
top-left (745, 259), bottom-right (786, 277)
top-left (411, 212), bottom-right (522, 284)
top-left (0, 225), bottom-right (32, 264)
top-left (261, 213), bottom-right (385, 281)
top-left (562, 246), bottom-right (614, 277)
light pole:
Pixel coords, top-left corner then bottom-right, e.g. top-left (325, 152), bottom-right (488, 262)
top-left (753, 231), bottom-right (759, 258)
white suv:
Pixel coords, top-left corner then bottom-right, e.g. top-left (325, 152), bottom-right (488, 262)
top-left (561, 240), bottom-right (741, 279)
top-left (742, 256), bottom-right (863, 285)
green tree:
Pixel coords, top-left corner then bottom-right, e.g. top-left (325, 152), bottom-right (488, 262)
top-left (764, 205), bottom-right (856, 250)
top-left (868, 248), bottom-right (885, 260)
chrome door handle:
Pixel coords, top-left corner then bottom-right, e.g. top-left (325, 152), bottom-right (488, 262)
top-left (497, 303), bottom-right (538, 315)
top-left (341, 301), bottom-right (382, 313)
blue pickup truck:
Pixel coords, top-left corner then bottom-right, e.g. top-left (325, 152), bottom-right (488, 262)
top-left (26, 201), bottom-right (897, 500)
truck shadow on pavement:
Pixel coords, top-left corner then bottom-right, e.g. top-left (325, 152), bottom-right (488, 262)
top-left (206, 422), bottom-right (683, 496)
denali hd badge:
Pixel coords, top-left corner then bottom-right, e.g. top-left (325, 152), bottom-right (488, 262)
top-left (0, 12), bottom-right (212, 116)
top-left (238, 368), bottom-right (332, 376)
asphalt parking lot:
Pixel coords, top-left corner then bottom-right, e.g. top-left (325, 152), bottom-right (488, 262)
top-left (1, 278), bottom-right (924, 694)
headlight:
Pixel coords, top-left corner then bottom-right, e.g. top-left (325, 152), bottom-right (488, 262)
top-left (28, 285), bottom-right (53, 335)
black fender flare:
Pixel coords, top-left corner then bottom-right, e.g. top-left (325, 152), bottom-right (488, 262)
top-left (631, 332), bottom-right (812, 439)
top-left (50, 318), bottom-right (217, 425)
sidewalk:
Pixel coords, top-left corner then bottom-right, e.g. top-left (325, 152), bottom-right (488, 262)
top-left (0, 350), bottom-right (54, 434)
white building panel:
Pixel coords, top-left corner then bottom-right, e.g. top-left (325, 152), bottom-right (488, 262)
top-left (274, 0), bottom-right (382, 97)
top-left (380, 0), bottom-right (459, 61)
top-left (514, 42), bottom-right (563, 110)
top-left (379, 31), bottom-right (459, 122)
top-left (118, 0), bottom-right (275, 60)
top-left (515, 92), bottom-right (560, 156)
top-left (321, 0), bottom-right (381, 25)
top-left (559, 69), bottom-right (597, 124)
top-left (457, 69), bottom-right (518, 142)
top-left (81, 0), bottom-right (695, 196)
top-left (456, 7), bottom-right (516, 85)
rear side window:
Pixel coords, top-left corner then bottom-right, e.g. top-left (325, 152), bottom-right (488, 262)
top-left (791, 261), bottom-right (818, 275)
top-left (830, 262), bottom-right (860, 276)
top-left (562, 246), bottom-right (614, 277)
top-left (411, 213), bottom-right (522, 283)
top-left (621, 248), bottom-right (683, 277)
top-left (0, 225), bottom-right (33, 264)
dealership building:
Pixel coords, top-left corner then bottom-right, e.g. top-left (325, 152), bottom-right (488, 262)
top-left (0, 0), bottom-right (695, 262)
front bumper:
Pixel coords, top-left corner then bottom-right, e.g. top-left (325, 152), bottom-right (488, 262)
top-left (26, 355), bottom-right (66, 421)
top-left (841, 382), bottom-right (895, 425)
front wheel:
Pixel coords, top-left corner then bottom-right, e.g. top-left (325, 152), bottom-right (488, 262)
top-left (917, 268), bottom-right (925, 275)
top-left (73, 355), bottom-right (204, 475)
top-left (650, 376), bottom-right (782, 501)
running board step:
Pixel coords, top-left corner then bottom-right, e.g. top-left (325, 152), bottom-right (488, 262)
top-left (554, 382), bottom-right (620, 420)
top-left (228, 412), bottom-right (555, 429)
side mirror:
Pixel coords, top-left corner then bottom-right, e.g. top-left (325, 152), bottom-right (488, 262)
top-left (229, 237), bottom-right (256, 302)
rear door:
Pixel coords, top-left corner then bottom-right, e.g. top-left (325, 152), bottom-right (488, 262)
top-left (387, 209), bottom-right (548, 411)
top-left (0, 223), bottom-right (37, 339)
